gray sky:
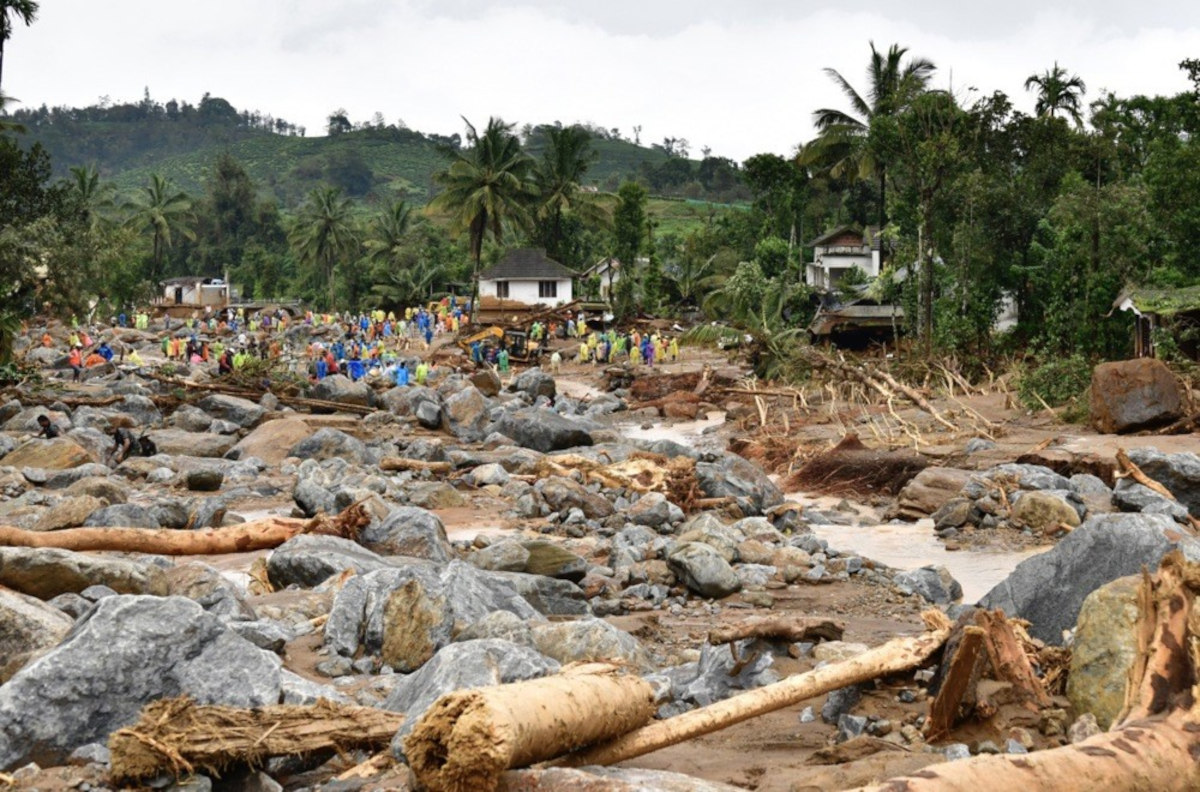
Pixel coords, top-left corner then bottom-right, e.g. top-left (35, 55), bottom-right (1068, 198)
top-left (6, 1), bottom-right (1200, 161)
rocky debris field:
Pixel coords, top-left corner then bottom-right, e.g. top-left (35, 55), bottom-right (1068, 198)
top-left (2, 328), bottom-right (1200, 791)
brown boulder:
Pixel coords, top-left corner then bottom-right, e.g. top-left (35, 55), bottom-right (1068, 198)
top-left (888, 467), bottom-right (972, 520)
top-left (1, 439), bottom-right (91, 470)
top-left (1090, 358), bottom-right (1183, 434)
top-left (0, 587), bottom-right (74, 683)
top-left (230, 418), bottom-right (312, 465)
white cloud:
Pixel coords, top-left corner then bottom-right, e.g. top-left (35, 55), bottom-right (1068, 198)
top-left (5, 1), bottom-right (1200, 162)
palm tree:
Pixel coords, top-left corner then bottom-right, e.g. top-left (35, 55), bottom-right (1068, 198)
top-left (68, 164), bottom-right (116, 229)
top-left (1024, 62), bottom-right (1087, 126)
top-left (430, 116), bottom-right (534, 321)
top-left (288, 186), bottom-right (358, 309)
top-left (0, 0), bottom-right (38, 92)
top-left (530, 125), bottom-right (607, 265)
top-left (806, 41), bottom-right (936, 230)
top-left (126, 174), bottom-right (194, 285)
top-left (363, 200), bottom-right (441, 306)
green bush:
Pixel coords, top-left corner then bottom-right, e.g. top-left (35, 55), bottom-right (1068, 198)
top-left (1016, 354), bottom-right (1091, 410)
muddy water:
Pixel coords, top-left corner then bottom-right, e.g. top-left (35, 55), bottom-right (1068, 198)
top-left (618, 411), bottom-right (727, 445)
top-left (806, 520), bottom-right (1048, 604)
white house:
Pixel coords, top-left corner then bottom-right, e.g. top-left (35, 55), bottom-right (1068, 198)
top-left (478, 248), bottom-right (574, 306)
top-left (805, 226), bottom-right (881, 291)
top-left (160, 276), bottom-right (229, 308)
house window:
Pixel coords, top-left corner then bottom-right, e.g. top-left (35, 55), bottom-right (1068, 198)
top-left (538, 280), bottom-right (557, 299)
top-left (496, 282), bottom-right (510, 299)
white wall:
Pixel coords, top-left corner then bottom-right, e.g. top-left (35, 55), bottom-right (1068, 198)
top-left (807, 248), bottom-right (880, 290)
top-left (480, 278), bottom-right (572, 306)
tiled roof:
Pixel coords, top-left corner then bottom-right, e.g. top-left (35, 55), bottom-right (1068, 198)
top-left (479, 249), bottom-right (575, 280)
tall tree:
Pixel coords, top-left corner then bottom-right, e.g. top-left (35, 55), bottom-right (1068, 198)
top-left (807, 41), bottom-right (936, 231)
top-left (0, 0), bottom-right (37, 92)
top-left (67, 164), bottom-right (116, 230)
top-left (126, 174), bottom-right (194, 285)
top-left (288, 186), bottom-right (358, 309)
top-left (611, 181), bottom-right (647, 310)
top-left (529, 125), bottom-right (605, 268)
top-left (430, 116), bottom-right (534, 320)
top-left (1024, 62), bottom-right (1087, 126)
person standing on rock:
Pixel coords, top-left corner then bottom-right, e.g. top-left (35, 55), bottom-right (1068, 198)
top-left (415, 361), bottom-right (429, 385)
top-left (68, 345), bottom-right (83, 382)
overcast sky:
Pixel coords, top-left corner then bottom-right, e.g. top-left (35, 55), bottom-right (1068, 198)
top-left (6, 1), bottom-right (1200, 161)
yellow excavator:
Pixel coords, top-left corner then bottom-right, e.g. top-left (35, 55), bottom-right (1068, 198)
top-left (456, 326), bottom-right (543, 363)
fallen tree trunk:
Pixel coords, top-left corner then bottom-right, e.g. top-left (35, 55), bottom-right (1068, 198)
top-left (849, 551), bottom-right (1200, 792)
top-left (380, 457), bottom-right (453, 474)
top-left (708, 617), bottom-right (844, 646)
top-left (108, 697), bottom-right (405, 783)
top-left (0, 503), bottom-right (368, 554)
top-left (924, 626), bottom-right (984, 741)
top-left (551, 613), bottom-right (951, 768)
top-left (405, 663), bottom-right (655, 792)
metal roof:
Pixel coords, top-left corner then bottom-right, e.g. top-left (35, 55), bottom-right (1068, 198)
top-left (479, 248), bottom-right (576, 281)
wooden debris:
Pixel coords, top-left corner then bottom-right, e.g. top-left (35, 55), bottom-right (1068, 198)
top-left (380, 457), bottom-right (453, 474)
top-left (973, 610), bottom-right (1051, 708)
top-left (0, 502), bottom-right (369, 555)
top-left (405, 663), bottom-right (655, 792)
top-left (924, 626), bottom-right (985, 741)
top-left (707, 617), bottom-right (844, 646)
top-left (108, 697), bottom-right (404, 783)
top-left (550, 613), bottom-right (951, 768)
top-left (849, 551), bottom-right (1200, 791)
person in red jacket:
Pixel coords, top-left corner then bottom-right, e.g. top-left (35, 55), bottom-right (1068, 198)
top-left (67, 346), bottom-right (83, 382)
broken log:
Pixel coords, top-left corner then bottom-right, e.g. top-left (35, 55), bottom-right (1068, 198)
top-left (551, 614), bottom-right (951, 768)
top-left (974, 610), bottom-right (1051, 708)
top-left (924, 626), bottom-right (985, 740)
top-left (380, 457), bottom-right (453, 474)
top-left (405, 663), bottom-right (655, 792)
top-left (108, 697), bottom-right (405, 783)
top-left (849, 551), bottom-right (1200, 792)
top-left (707, 617), bottom-right (844, 646)
top-left (0, 503), bottom-right (368, 555)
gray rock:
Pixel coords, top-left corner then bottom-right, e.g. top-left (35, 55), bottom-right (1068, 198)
top-left (165, 562), bottom-right (255, 621)
top-left (415, 400), bottom-right (443, 430)
top-left (229, 620), bottom-right (293, 653)
top-left (455, 610), bottom-right (534, 646)
top-left (965, 438), bottom-right (996, 454)
top-left (668, 542), bottom-right (742, 599)
top-left (521, 541), bottom-right (587, 582)
top-left (267, 534), bottom-right (394, 589)
top-left (115, 395), bottom-right (163, 428)
top-left (169, 405), bottom-right (215, 432)
top-left (146, 430), bottom-right (237, 459)
top-left (979, 513), bottom-right (1200, 643)
top-left (279, 669), bottom-right (351, 706)
top-left (0, 546), bottom-right (168, 599)
top-left (83, 503), bottom-right (161, 530)
top-left (838, 713), bottom-right (868, 742)
top-left (695, 452), bottom-right (784, 516)
top-left (658, 640), bottom-right (777, 717)
top-left (466, 462), bottom-right (511, 487)
top-left (944, 743), bottom-right (971, 761)
top-left (198, 393), bottom-right (266, 429)
top-left (822, 685), bottom-right (862, 723)
top-left (1126, 449), bottom-right (1200, 516)
top-left (491, 571), bottom-right (591, 616)
top-left (530, 617), bottom-right (649, 669)
top-left (1067, 576), bottom-right (1141, 729)
top-left (1112, 479), bottom-right (1190, 521)
top-left (627, 491), bottom-right (683, 528)
top-left (0, 587), bottom-right (74, 682)
top-left (494, 408), bottom-right (595, 453)
top-left (538, 476), bottom-right (614, 519)
top-left (289, 428), bottom-right (369, 464)
top-left (185, 468), bottom-right (224, 492)
top-left (385, 639), bottom-right (558, 753)
top-left (67, 742), bottom-right (111, 767)
top-left (292, 476), bottom-right (336, 517)
top-left (443, 386), bottom-right (489, 442)
top-left (0, 596), bottom-right (280, 770)
top-left (509, 368), bottom-right (556, 401)
top-left (309, 375), bottom-right (375, 409)
top-left (360, 507), bottom-right (453, 562)
top-left (894, 566), bottom-right (963, 604)
top-left (469, 541), bottom-right (531, 572)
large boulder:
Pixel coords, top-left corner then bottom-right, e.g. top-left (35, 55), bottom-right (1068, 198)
top-left (1090, 358), bottom-right (1183, 434)
top-left (1011, 491), bottom-right (1082, 532)
top-left (530, 618), bottom-right (649, 669)
top-left (0, 547), bottom-right (169, 599)
top-left (384, 639), bottom-right (558, 751)
top-left (695, 452), bottom-right (784, 516)
top-left (894, 565), bottom-right (963, 605)
top-left (288, 428), bottom-right (369, 464)
top-left (979, 513), bottom-right (1200, 643)
top-left (668, 542), bottom-right (742, 599)
top-left (198, 394), bottom-right (266, 429)
top-left (31, 495), bottom-right (105, 532)
top-left (229, 418), bottom-right (312, 465)
top-left (0, 588), bottom-right (73, 683)
top-left (1, 438), bottom-right (91, 470)
top-left (165, 562), bottom-right (256, 621)
top-left (491, 571), bottom-right (591, 616)
top-left (494, 408), bottom-right (595, 453)
top-left (443, 385), bottom-right (490, 442)
top-left (509, 368), bottom-right (556, 401)
top-left (146, 429), bottom-right (237, 458)
top-left (83, 503), bottom-right (161, 530)
top-left (0, 596), bottom-right (281, 770)
top-left (309, 375), bottom-right (375, 409)
top-left (537, 476), bottom-right (615, 519)
top-left (890, 467), bottom-right (973, 520)
top-left (1126, 448), bottom-right (1200, 517)
top-left (1067, 576), bottom-right (1141, 729)
top-left (359, 507), bottom-right (453, 562)
top-left (266, 534), bottom-right (394, 589)
top-left (115, 395), bottom-right (163, 428)
top-left (521, 541), bottom-right (588, 583)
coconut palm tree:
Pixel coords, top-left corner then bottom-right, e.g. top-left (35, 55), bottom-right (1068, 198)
top-left (68, 164), bottom-right (117, 229)
top-left (363, 199), bottom-right (440, 306)
top-left (530, 125), bottom-right (607, 266)
top-left (126, 174), bottom-right (194, 285)
top-left (0, 0), bottom-right (38, 92)
top-left (289, 186), bottom-right (358, 309)
top-left (430, 116), bottom-right (534, 321)
top-left (806, 41), bottom-right (936, 230)
top-left (1024, 62), bottom-right (1087, 126)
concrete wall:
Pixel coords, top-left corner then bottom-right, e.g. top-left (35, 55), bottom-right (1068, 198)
top-left (480, 278), bottom-right (572, 306)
